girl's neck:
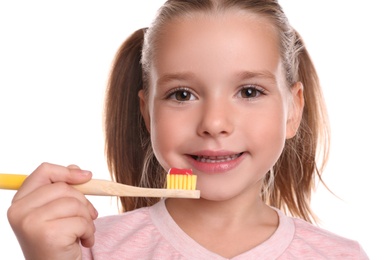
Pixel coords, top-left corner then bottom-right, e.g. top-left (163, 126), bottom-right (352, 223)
top-left (165, 192), bottom-right (279, 258)
top-left (165, 192), bottom-right (275, 228)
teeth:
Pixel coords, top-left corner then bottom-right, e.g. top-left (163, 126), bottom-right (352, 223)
top-left (195, 154), bottom-right (241, 163)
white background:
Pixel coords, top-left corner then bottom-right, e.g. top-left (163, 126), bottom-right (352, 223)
top-left (1, 1), bottom-right (389, 259)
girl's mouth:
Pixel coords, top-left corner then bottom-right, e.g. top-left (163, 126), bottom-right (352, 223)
top-left (186, 151), bottom-right (246, 173)
top-left (191, 153), bottom-right (244, 163)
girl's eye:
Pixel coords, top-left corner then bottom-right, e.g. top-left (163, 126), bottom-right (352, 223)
top-left (238, 86), bottom-right (265, 99)
top-left (167, 88), bottom-right (196, 102)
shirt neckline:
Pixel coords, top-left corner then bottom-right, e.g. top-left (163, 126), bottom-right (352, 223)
top-left (149, 199), bottom-right (295, 259)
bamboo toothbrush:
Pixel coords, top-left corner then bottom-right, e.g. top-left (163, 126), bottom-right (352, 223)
top-left (0, 168), bottom-right (200, 199)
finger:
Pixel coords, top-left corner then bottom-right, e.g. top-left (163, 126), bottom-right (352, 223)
top-left (13, 162), bottom-right (92, 201)
top-left (33, 197), bottom-right (96, 223)
top-left (46, 217), bottom-right (96, 249)
top-left (32, 217), bottom-right (96, 255)
top-left (9, 182), bottom-right (98, 220)
top-left (67, 164), bottom-right (81, 170)
top-left (9, 196), bottom-right (95, 230)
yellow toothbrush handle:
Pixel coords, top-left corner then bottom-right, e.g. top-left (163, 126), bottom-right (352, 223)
top-left (0, 174), bottom-right (28, 190)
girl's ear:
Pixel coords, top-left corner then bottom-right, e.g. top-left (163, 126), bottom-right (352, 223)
top-left (138, 90), bottom-right (151, 132)
top-left (286, 82), bottom-right (304, 139)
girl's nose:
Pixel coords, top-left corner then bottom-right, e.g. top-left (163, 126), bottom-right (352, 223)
top-left (196, 101), bottom-right (234, 138)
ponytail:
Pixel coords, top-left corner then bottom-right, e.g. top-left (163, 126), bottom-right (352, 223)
top-left (105, 28), bottom-right (163, 211)
top-left (266, 30), bottom-right (330, 223)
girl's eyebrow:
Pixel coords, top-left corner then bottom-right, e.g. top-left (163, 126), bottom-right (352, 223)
top-left (157, 72), bottom-right (196, 86)
top-left (236, 70), bottom-right (277, 82)
top-left (156, 70), bottom-right (276, 85)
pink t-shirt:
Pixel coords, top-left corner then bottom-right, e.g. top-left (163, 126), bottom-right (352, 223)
top-left (82, 200), bottom-right (368, 259)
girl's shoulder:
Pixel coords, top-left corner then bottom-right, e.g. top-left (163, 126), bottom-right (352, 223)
top-left (286, 214), bottom-right (369, 259)
top-left (291, 216), bottom-right (360, 246)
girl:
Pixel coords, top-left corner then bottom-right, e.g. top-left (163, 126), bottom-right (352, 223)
top-left (8, 0), bottom-right (368, 259)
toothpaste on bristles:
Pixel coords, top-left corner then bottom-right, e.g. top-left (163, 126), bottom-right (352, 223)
top-left (166, 168), bottom-right (197, 190)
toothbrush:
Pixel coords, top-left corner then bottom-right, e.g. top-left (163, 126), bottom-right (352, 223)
top-left (0, 168), bottom-right (200, 199)
top-left (166, 168), bottom-right (197, 190)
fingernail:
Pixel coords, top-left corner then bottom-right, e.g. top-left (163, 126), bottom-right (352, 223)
top-left (79, 170), bottom-right (92, 176)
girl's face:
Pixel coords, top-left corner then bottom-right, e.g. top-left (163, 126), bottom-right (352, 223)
top-left (140, 11), bottom-right (303, 201)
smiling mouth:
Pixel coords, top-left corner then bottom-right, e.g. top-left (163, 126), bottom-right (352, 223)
top-left (190, 153), bottom-right (244, 163)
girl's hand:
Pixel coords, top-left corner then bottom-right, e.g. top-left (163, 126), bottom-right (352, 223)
top-left (7, 163), bottom-right (98, 260)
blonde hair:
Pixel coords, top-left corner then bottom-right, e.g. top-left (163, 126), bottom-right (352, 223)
top-left (105, 0), bottom-right (330, 223)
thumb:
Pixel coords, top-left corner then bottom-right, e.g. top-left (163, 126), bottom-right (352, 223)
top-left (13, 163), bottom-right (92, 201)
top-left (66, 164), bottom-right (93, 185)
top-left (67, 164), bottom-right (81, 170)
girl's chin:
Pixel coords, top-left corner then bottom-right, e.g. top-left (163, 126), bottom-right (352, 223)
top-left (195, 185), bottom-right (242, 202)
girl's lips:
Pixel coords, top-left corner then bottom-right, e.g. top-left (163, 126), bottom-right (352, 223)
top-left (190, 153), bottom-right (243, 163)
top-left (185, 151), bottom-right (246, 174)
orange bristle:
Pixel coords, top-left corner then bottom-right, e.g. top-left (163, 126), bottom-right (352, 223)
top-left (167, 168), bottom-right (197, 190)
